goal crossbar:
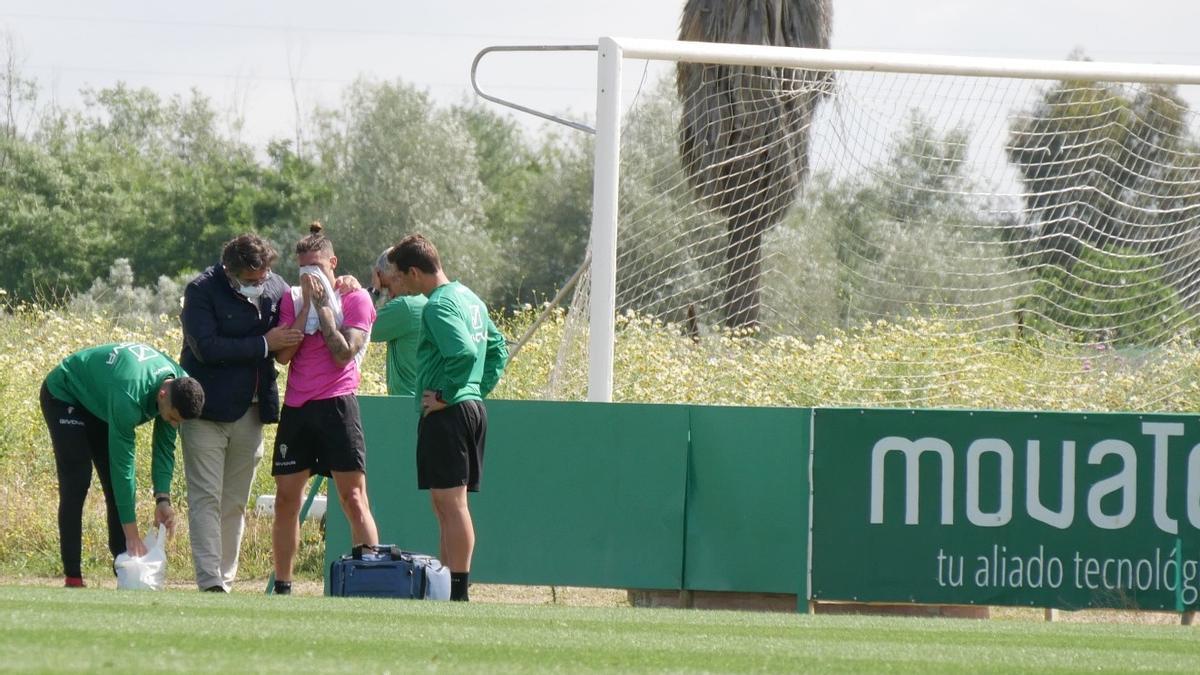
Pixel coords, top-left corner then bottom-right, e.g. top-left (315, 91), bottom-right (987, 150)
top-left (612, 37), bottom-right (1200, 85)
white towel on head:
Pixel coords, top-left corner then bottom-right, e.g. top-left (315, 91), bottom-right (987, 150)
top-left (291, 266), bottom-right (343, 334)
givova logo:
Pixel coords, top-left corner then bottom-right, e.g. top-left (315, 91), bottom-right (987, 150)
top-left (869, 422), bottom-right (1200, 533)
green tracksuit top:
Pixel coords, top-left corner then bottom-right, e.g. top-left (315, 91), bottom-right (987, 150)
top-left (415, 281), bottom-right (507, 411)
top-left (44, 342), bottom-right (188, 524)
top-left (369, 294), bottom-right (427, 396)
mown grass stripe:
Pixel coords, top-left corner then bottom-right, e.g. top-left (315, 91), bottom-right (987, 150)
top-left (2, 586), bottom-right (1198, 673)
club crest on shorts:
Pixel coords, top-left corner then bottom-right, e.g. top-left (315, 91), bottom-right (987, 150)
top-left (279, 444), bottom-right (288, 458)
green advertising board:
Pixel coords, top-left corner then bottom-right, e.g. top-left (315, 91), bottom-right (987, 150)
top-left (328, 398), bottom-right (811, 603)
top-left (328, 397), bottom-right (690, 590)
top-left (683, 405), bottom-right (809, 597)
top-left (811, 408), bottom-right (1200, 610)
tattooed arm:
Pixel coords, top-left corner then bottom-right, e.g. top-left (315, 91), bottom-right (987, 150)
top-left (313, 288), bottom-right (368, 367)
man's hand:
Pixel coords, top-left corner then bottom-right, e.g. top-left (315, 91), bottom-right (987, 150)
top-left (300, 272), bottom-right (318, 306)
top-left (265, 326), bottom-right (303, 351)
top-left (123, 523), bottom-right (148, 558)
top-left (334, 275), bottom-right (362, 294)
top-left (154, 501), bottom-right (176, 536)
top-left (300, 273), bottom-right (331, 310)
top-left (421, 390), bottom-right (447, 417)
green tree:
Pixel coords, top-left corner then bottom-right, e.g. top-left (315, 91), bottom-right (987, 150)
top-left (506, 131), bottom-right (593, 307)
top-left (75, 85), bottom-right (328, 282)
top-left (767, 113), bottom-right (1020, 332)
top-left (1006, 57), bottom-right (1200, 340)
top-left (1017, 245), bottom-right (1189, 347)
top-left (1007, 66), bottom-right (1200, 270)
top-left (0, 82), bottom-right (329, 301)
top-left (0, 129), bottom-right (89, 299)
top-left (450, 100), bottom-right (538, 243)
top-left (306, 79), bottom-right (497, 294)
top-left (451, 101), bottom-right (594, 307)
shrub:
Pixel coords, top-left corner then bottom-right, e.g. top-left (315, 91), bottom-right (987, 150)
top-left (1017, 245), bottom-right (1192, 347)
top-left (4, 301), bottom-right (1200, 580)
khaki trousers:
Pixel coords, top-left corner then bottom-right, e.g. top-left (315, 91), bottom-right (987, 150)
top-left (181, 409), bottom-right (264, 591)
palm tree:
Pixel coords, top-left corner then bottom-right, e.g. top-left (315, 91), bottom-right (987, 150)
top-left (677, 0), bottom-right (833, 328)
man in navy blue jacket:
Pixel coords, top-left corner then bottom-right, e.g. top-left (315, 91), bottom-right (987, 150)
top-left (180, 234), bottom-right (302, 592)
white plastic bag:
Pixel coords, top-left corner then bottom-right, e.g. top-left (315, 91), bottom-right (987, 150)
top-left (114, 524), bottom-right (167, 591)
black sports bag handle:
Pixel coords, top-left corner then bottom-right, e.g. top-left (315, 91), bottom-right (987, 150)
top-left (351, 544), bottom-right (405, 560)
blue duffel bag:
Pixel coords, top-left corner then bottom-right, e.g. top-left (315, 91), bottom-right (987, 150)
top-left (329, 544), bottom-right (451, 600)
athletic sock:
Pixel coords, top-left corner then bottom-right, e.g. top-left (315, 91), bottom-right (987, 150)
top-left (64, 576), bottom-right (85, 588)
top-left (273, 580), bottom-right (292, 596)
top-left (450, 572), bottom-right (469, 602)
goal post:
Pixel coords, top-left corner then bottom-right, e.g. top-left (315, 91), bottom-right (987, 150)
top-left (581, 37), bottom-right (1200, 407)
top-left (589, 37), bottom-right (624, 402)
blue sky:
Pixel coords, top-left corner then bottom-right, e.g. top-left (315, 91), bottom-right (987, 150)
top-left (2, 1), bottom-right (1198, 147)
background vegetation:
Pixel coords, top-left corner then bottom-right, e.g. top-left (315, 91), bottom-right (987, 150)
top-left (6, 45), bottom-right (1200, 582)
top-left (4, 300), bottom-right (1200, 581)
top-left (6, 47), bottom-right (1200, 345)
top-left (0, 57), bottom-right (595, 310)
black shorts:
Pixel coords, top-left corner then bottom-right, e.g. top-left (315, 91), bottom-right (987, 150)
top-left (417, 399), bottom-right (487, 492)
top-left (272, 394), bottom-right (366, 477)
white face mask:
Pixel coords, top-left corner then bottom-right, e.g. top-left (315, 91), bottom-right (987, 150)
top-left (238, 284), bottom-right (265, 300)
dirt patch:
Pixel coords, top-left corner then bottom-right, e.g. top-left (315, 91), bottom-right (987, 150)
top-left (990, 605), bottom-right (1193, 625)
top-left (0, 574), bottom-right (630, 606)
top-left (1, 575), bottom-right (1192, 621)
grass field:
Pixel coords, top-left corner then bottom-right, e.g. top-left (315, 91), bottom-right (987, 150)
top-left (1, 585), bottom-right (1198, 673)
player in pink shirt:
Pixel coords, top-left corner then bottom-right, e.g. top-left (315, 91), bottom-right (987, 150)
top-left (270, 221), bottom-right (379, 595)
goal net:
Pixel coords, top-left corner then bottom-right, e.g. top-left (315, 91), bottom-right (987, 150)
top-left (546, 38), bottom-right (1200, 412)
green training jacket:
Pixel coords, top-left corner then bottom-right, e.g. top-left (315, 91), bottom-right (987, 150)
top-left (370, 293), bottom-right (427, 397)
top-left (44, 342), bottom-right (187, 524)
top-left (415, 281), bottom-right (507, 412)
